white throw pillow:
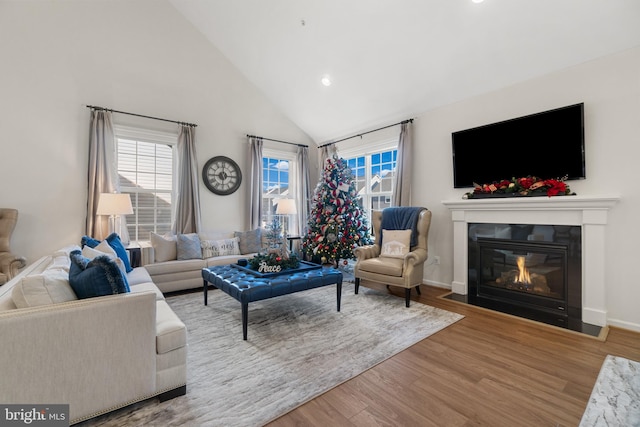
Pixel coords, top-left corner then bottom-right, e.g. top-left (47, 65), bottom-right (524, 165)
top-left (150, 232), bottom-right (177, 262)
top-left (380, 229), bottom-right (412, 259)
top-left (48, 245), bottom-right (80, 272)
top-left (82, 242), bottom-right (127, 275)
top-left (12, 269), bottom-right (78, 308)
top-left (201, 237), bottom-right (241, 258)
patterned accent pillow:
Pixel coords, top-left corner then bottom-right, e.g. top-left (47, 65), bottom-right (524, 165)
top-left (234, 229), bottom-right (263, 254)
top-left (380, 229), bottom-right (412, 259)
top-left (201, 237), bottom-right (241, 258)
top-left (177, 233), bottom-right (202, 260)
top-left (68, 250), bottom-right (130, 299)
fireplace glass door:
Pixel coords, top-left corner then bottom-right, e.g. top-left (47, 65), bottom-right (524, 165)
top-left (476, 239), bottom-right (568, 308)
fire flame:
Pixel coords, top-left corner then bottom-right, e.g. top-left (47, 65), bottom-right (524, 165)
top-left (516, 256), bottom-right (531, 284)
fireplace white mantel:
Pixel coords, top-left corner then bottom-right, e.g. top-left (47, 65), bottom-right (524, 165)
top-left (442, 195), bottom-right (620, 327)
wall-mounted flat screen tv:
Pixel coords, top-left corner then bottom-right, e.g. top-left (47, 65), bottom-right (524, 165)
top-left (452, 103), bottom-right (585, 188)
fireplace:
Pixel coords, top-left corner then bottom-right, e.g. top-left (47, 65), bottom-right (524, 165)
top-left (468, 224), bottom-right (582, 329)
top-left (442, 195), bottom-right (619, 335)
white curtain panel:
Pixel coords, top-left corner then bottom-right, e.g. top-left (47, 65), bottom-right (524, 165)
top-left (173, 125), bottom-right (202, 234)
top-left (248, 136), bottom-right (264, 230)
top-left (86, 109), bottom-right (117, 239)
top-left (296, 145), bottom-right (311, 236)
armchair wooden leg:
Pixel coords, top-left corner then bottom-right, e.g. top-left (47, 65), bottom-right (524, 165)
top-left (355, 277), bottom-right (360, 294)
top-left (405, 288), bottom-right (411, 307)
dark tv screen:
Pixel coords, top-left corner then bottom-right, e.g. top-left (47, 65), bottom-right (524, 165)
top-left (452, 103), bottom-right (585, 188)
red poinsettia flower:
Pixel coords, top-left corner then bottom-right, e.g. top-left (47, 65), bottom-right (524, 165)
top-left (518, 177), bottom-right (534, 189)
top-left (498, 179), bottom-right (511, 189)
top-left (545, 180), bottom-right (567, 197)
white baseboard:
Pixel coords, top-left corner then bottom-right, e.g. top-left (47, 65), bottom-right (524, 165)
top-left (423, 279), bottom-right (451, 290)
top-left (607, 318), bottom-right (640, 333)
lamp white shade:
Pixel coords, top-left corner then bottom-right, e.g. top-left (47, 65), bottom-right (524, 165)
top-left (96, 193), bottom-right (133, 216)
top-left (276, 199), bottom-right (297, 215)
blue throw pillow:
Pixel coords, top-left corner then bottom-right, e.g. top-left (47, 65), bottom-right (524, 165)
top-left (69, 250), bottom-right (130, 299)
top-left (105, 233), bottom-right (133, 273)
top-left (81, 235), bottom-right (101, 248)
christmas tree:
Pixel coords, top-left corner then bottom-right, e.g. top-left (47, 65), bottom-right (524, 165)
top-left (302, 154), bottom-right (372, 265)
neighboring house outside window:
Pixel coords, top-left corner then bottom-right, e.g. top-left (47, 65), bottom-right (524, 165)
top-left (341, 139), bottom-right (398, 231)
top-left (262, 149), bottom-right (298, 234)
top-left (114, 125), bottom-right (177, 242)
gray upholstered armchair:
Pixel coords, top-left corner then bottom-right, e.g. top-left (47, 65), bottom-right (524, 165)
top-left (354, 207), bottom-right (432, 307)
top-left (0, 208), bottom-right (26, 285)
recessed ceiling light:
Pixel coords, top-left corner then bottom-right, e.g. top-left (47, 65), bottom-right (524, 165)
top-left (472, 0), bottom-right (484, 3)
top-left (321, 75), bottom-right (332, 86)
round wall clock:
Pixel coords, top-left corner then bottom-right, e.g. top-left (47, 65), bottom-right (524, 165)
top-left (202, 156), bottom-right (242, 195)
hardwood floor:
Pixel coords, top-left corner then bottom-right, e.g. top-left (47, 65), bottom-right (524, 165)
top-left (267, 282), bottom-right (640, 427)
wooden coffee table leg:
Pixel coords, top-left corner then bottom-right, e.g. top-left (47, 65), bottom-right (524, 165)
top-left (337, 280), bottom-right (342, 312)
top-left (203, 280), bottom-right (208, 305)
top-left (242, 302), bottom-right (248, 340)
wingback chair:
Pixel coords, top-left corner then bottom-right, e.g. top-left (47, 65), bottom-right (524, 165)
top-left (0, 208), bottom-right (26, 285)
top-left (354, 207), bottom-right (431, 307)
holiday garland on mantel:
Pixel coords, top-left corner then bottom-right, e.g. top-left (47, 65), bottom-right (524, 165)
top-left (302, 155), bottom-right (372, 264)
top-left (464, 175), bottom-right (575, 199)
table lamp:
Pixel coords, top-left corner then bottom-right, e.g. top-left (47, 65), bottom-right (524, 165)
top-left (276, 198), bottom-right (297, 244)
top-left (97, 193), bottom-right (133, 238)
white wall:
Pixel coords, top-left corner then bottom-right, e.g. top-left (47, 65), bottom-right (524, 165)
top-left (0, 0), bottom-right (316, 265)
top-left (414, 46), bottom-right (640, 330)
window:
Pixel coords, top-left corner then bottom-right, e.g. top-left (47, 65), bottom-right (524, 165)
top-left (114, 126), bottom-right (177, 241)
top-left (262, 149), bottom-right (297, 233)
top-left (342, 141), bottom-right (397, 226)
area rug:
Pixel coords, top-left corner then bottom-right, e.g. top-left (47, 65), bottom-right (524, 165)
top-left (79, 282), bottom-right (463, 427)
top-left (580, 355), bottom-right (640, 426)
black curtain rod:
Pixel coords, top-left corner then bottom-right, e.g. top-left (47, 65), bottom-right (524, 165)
top-left (246, 134), bottom-right (308, 148)
top-left (317, 118), bottom-right (414, 148)
top-left (86, 105), bottom-right (197, 127)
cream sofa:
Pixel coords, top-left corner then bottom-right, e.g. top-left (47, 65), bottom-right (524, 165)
top-left (143, 230), bottom-right (262, 293)
top-left (0, 246), bottom-right (187, 425)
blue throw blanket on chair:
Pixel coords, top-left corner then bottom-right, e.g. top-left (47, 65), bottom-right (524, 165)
top-left (380, 207), bottom-right (424, 247)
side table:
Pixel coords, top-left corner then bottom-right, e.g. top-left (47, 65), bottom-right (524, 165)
top-left (125, 242), bottom-right (142, 268)
top-left (286, 235), bottom-right (301, 252)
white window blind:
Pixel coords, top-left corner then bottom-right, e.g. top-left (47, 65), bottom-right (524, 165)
top-left (114, 126), bottom-right (177, 241)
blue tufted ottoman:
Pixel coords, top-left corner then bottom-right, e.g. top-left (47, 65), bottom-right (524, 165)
top-left (202, 264), bottom-right (343, 340)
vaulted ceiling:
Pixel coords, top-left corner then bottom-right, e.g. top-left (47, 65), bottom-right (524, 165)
top-left (169, 0), bottom-right (640, 143)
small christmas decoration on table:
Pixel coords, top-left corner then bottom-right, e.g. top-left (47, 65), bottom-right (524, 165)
top-left (248, 218), bottom-right (300, 273)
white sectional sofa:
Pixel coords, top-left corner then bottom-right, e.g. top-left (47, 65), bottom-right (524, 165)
top-left (0, 246), bottom-right (187, 425)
